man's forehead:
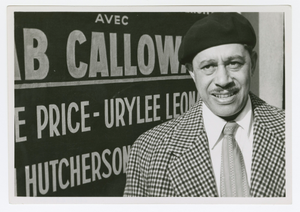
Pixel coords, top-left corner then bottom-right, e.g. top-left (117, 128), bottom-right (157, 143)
top-left (193, 44), bottom-right (248, 62)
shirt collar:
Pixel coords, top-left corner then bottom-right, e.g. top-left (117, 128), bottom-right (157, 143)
top-left (203, 96), bottom-right (253, 150)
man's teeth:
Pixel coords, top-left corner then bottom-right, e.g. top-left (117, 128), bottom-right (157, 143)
top-left (214, 93), bottom-right (235, 98)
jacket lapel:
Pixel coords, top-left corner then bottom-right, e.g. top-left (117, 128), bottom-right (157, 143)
top-left (250, 94), bottom-right (285, 197)
top-left (166, 101), bottom-right (218, 197)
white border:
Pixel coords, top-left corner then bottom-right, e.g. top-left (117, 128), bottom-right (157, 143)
top-left (4, 2), bottom-right (297, 210)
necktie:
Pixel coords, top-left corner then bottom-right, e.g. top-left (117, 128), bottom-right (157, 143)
top-left (220, 122), bottom-right (250, 197)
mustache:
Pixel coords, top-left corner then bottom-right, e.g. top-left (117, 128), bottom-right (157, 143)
top-left (210, 87), bottom-right (240, 94)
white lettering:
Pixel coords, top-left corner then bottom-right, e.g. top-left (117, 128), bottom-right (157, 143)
top-left (14, 45), bottom-right (21, 80)
top-left (81, 101), bottom-right (91, 132)
top-left (23, 28), bottom-right (49, 80)
top-left (104, 14), bottom-right (113, 24)
top-left (49, 160), bottom-right (58, 192)
top-left (110, 33), bottom-right (123, 76)
top-left (114, 15), bottom-right (120, 25)
top-left (95, 14), bottom-right (105, 23)
top-left (122, 16), bottom-right (129, 25)
top-left (112, 148), bottom-right (122, 175)
top-left (91, 152), bottom-right (101, 181)
top-left (95, 14), bottom-right (129, 25)
top-left (82, 153), bottom-right (91, 184)
top-left (15, 107), bottom-right (27, 142)
top-left (68, 103), bottom-right (80, 133)
top-left (89, 32), bottom-right (109, 77)
top-left (25, 165), bottom-right (37, 196)
top-left (102, 149), bottom-right (112, 178)
top-left (124, 97), bottom-right (136, 125)
top-left (38, 162), bottom-right (49, 195)
top-left (153, 94), bottom-right (161, 122)
top-left (70, 156), bottom-right (81, 187)
top-left (49, 104), bottom-right (60, 137)
top-left (173, 92), bottom-right (180, 118)
top-left (36, 105), bottom-right (48, 139)
top-left (115, 98), bottom-right (125, 127)
top-left (104, 99), bottom-right (114, 128)
top-left (67, 30), bottom-right (88, 79)
top-left (21, 146), bottom-right (131, 196)
top-left (145, 95), bottom-right (153, 123)
top-left (137, 34), bottom-right (155, 75)
top-left (166, 93), bottom-right (172, 120)
top-left (155, 35), bottom-right (181, 75)
top-left (180, 92), bottom-right (189, 114)
top-left (124, 34), bottom-right (137, 76)
top-left (58, 158), bottom-right (69, 190)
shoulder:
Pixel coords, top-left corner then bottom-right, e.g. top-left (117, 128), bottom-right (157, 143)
top-left (131, 99), bottom-right (203, 155)
top-left (250, 92), bottom-right (285, 119)
top-left (132, 111), bottom-right (187, 152)
top-left (250, 92), bottom-right (285, 138)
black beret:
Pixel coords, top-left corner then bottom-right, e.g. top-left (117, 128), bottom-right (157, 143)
top-left (178, 13), bottom-right (256, 64)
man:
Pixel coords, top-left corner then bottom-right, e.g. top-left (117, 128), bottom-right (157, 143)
top-left (123, 13), bottom-right (285, 197)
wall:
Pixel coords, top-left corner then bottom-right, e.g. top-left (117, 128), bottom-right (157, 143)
top-left (243, 12), bottom-right (285, 109)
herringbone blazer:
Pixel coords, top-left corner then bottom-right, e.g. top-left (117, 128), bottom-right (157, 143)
top-left (123, 93), bottom-right (285, 197)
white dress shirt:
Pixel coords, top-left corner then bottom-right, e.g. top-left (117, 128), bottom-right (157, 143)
top-left (202, 96), bottom-right (254, 196)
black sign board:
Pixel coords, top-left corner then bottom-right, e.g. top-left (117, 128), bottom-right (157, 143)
top-left (14, 12), bottom-right (207, 196)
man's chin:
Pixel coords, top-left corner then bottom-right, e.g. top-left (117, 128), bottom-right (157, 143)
top-left (218, 113), bottom-right (241, 121)
top-left (211, 106), bottom-right (243, 121)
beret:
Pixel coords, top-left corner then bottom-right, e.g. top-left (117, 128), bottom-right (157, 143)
top-left (178, 12), bottom-right (256, 64)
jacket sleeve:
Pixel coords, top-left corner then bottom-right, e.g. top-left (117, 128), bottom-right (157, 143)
top-left (123, 137), bottom-right (147, 196)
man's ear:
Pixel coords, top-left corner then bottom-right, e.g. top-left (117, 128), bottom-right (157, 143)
top-left (186, 63), bottom-right (195, 81)
top-left (250, 51), bottom-right (258, 76)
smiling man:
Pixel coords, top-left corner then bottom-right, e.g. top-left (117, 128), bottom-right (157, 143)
top-left (124, 13), bottom-right (285, 197)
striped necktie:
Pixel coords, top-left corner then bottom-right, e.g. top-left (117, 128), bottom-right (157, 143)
top-left (220, 121), bottom-right (250, 197)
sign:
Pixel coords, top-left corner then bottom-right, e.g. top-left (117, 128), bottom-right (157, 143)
top-left (14, 11), bottom-right (208, 196)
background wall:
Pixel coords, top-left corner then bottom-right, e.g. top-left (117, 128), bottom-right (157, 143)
top-left (243, 12), bottom-right (285, 109)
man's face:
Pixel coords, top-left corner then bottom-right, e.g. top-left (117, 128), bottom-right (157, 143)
top-left (188, 44), bottom-right (257, 118)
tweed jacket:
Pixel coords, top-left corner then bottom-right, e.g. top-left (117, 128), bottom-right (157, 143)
top-left (123, 93), bottom-right (285, 197)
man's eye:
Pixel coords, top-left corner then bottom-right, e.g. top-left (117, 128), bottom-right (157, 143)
top-left (201, 65), bottom-right (216, 74)
top-left (227, 62), bottom-right (242, 69)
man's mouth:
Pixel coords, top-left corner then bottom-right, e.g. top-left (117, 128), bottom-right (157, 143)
top-left (211, 89), bottom-right (239, 99)
top-left (212, 92), bottom-right (236, 98)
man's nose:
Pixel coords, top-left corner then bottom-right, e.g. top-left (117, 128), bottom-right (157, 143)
top-left (214, 65), bottom-right (233, 87)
